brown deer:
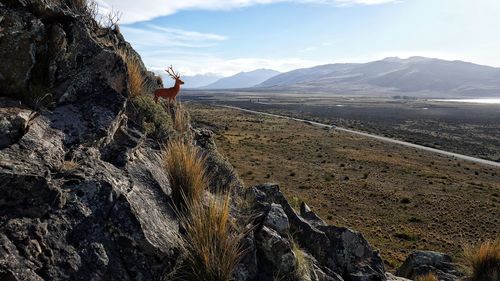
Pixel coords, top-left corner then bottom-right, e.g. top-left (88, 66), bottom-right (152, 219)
top-left (154, 66), bottom-right (184, 103)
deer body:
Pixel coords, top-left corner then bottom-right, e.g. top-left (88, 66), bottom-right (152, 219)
top-left (154, 81), bottom-right (182, 103)
top-left (154, 66), bottom-right (184, 103)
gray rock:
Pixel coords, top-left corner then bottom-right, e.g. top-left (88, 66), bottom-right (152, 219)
top-left (256, 226), bottom-right (297, 276)
top-left (385, 273), bottom-right (411, 281)
top-left (233, 230), bottom-right (258, 281)
top-left (0, 99), bottom-right (33, 148)
top-left (300, 202), bottom-right (326, 227)
top-left (396, 251), bottom-right (464, 281)
top-left (0, 1), bottom-right (181, 280)
top-left (252, 183), bottom-right (386, 281)
top-left (263, 203), bottom-right (290, 235)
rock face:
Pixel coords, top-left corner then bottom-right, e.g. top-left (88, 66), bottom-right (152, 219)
top-left (0, 98), bottom-right (34, 148)
top-left (1, 1), bottom-right (396, 281)
top-left (0, 1), bottom-right (179, 280)
top-left (396, 251), bottom-right (464, 281)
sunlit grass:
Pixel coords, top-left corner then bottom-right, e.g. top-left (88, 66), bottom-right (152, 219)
top-left (163, 140), bottom-right (208, 208)
top-left (465, 239), bottom-right (500, 281)
top-left (179, 192), bottom-right (244, 281)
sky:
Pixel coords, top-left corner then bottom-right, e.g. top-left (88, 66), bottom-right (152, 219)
top-left (99, 0), bottom-right (500, 76)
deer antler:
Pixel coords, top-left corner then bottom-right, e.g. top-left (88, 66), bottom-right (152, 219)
top-left (165, 65), bottom-right (180, 79)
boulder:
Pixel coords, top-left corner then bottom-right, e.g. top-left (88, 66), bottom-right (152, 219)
top-left (255, 226), bottom-right (297, 277)
top-left (263, 203), bottom-right (290, 235)
top-left (396, 251), bottom-right (464, 281)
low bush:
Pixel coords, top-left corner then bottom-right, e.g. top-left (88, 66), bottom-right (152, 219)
top-left (129, 94), bottom-right (173, 140)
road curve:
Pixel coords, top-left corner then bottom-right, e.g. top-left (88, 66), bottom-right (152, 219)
top-left (217, 104), bottom-right (500, 168)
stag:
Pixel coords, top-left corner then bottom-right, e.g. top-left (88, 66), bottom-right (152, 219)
top-left (154, 66), bottom-right (184, 103)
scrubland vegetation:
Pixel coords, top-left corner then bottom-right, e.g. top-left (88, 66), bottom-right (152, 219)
top-left (187, 102), bottom-right (500, 273)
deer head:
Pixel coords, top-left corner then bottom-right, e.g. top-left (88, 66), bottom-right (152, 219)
top-left (166, 66), bottom-right (184, 85)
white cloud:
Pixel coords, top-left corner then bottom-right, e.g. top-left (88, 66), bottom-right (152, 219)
top-left (142, 52), bottom-right (319, 76)
top-left (121, 25), bottom-right (226, 48)
top-left (99, 0), bottom-right (400, 24)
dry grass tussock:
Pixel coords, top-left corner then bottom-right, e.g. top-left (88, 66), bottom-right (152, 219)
top-left (416, 273), bottom-right (438, 281)
top-left (179, 193), bottom-right (244, 281)
top-left (173, 102), bottom-right (191, 135)
top-left (60, 159), bottom-right (80, 172)
top-left (291, 239), bottom-right (311, 280)
top-left (163, 140), bottom-right (208, 208)
top-left (118, 49), bottom-right (147, 97)
top-left (465, 239), bottom-right (500, 281)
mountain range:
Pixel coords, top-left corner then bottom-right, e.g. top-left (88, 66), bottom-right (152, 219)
top-left (165, 73), bottom-right (222, 89)
top-left (200, 69), bottom-right (280, 89)
top-left (256, 57), bottom-right (500, 97)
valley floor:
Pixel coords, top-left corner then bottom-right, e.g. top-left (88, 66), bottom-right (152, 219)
top-left (186, 102), bottom-right (500, 271)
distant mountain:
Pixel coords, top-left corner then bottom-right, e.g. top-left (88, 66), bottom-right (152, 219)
top-left (257, 57), bottom-right (500, 97)
top-left (202, 69), bottom-right (280, 89)
top-left (163, 73), bottom-right (222, 89)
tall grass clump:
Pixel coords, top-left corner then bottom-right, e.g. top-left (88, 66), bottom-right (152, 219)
top-left (416, 273), bottom-right (438, 281)
top-left (119, 49), bottom-right (147, 98)
top-left (465, 239), bottom-right (500, 281)
top-left (173, 103), bottom-right (191, 135)
top-left (291, 239), bottom-right (311, 280)
top-left (179, 193), bottom-right (244, 281)
top-left (163, 140), bottom-right (208, 208)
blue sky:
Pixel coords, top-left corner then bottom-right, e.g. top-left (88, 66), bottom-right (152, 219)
top-left (99, 0), bottom-right (500, 76)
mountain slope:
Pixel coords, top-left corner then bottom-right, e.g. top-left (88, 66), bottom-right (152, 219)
top-left (258, 57), bottom-right (500, 97)
top-left (179, 73), bottom-right (223, 88)
top-left (202, 69), bottom-right (280, 89)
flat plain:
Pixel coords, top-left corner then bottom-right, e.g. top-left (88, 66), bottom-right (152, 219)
top-left (186, 101), bottom-right (500, 271)
top-left (184, 91), bottom-right (500, 162)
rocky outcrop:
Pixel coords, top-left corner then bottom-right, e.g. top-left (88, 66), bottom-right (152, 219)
top-left (0, 1), bottom-right (179, 280)
top-left (395, 251), bottom-right (464, 281)
top-left (245, 183), bottom-right (387, 281)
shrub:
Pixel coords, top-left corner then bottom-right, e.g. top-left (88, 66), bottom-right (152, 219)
top-left (416, 273), bottom-right (438, 281)
top-left (163, 140), bottom-right (208, 208)
top-left (400, 197), bottom-right (411, 204)
top-left (129, 94), bottom-right (173, 140)
top-left (465, 239), bottom-right (500, 281)
top-left (179, 193), bottom-right (244, 281)
top-left (394, 232), bottom-right (418, 241)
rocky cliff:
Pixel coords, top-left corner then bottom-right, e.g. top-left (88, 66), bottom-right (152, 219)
top-left (0, 1), bottom-right (464, 281)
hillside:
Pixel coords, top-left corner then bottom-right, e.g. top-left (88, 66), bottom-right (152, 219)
top-left (258, 57), bottom-right (500, 97)
top-left (188, 102), bottom-right (500, 271)
top-left (202, 69), bottom-right (280, 89)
